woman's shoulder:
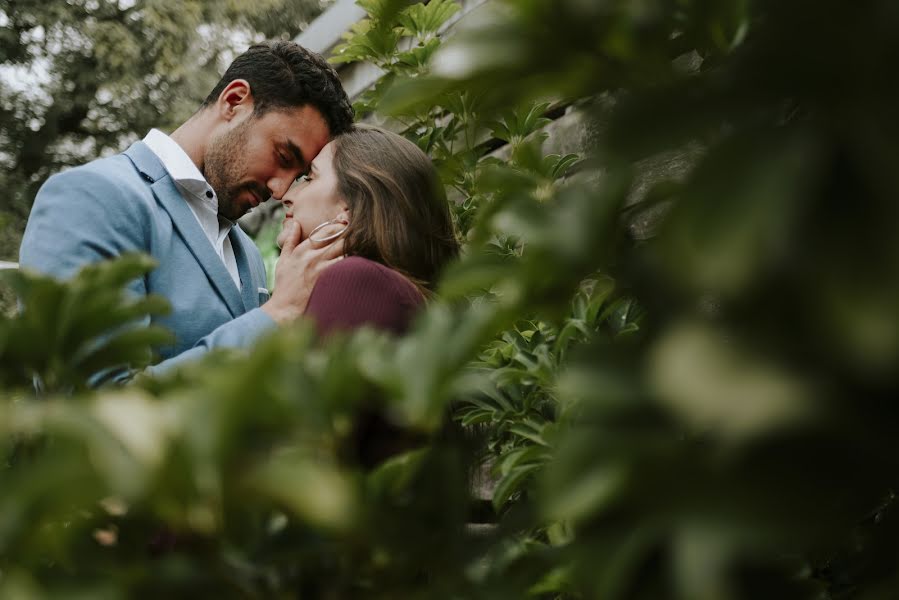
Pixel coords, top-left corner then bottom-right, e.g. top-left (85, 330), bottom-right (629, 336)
top-left (306, 256), bottom-right (424, 336)
top-left (325, 255), bottom-right (404, 278)
top-left (319, 256), bottom-right (421, 300)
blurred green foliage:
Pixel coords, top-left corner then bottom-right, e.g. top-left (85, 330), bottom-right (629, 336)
top-left (0, 0), bottom-right (329, 261)
top-left (253, 221), bottom-right (283, 291)
top-left (0, 255), bottom-right (173, 393)
top-left (5, 0), bottom-right (899, 598)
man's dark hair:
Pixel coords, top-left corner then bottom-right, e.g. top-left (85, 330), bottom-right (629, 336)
top-left (202, 40), bottom-right (354, 136)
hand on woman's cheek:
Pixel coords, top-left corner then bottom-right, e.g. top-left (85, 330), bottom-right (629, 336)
top-left (263, 221), bottom-right (346, 323)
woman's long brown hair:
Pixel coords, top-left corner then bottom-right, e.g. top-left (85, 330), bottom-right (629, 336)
top-left (331, 125), bottom-right (460, 294)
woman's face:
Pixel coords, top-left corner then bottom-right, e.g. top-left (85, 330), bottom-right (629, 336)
top-left (276, 141), bottom-right (348, 248)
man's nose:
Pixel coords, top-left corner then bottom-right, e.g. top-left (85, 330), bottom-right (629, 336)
top-left (267, 175), bottom-right (294, 201)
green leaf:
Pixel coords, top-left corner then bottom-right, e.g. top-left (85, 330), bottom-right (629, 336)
top-left (493, 463), bottom-right (541, 511)
top-left (547, 153), bottom-right (582, 180)
top-left (72, 326), bottom-right (175, 378)
top-left (356, 0), bottom-right (420, 23)
top-left (490, 102), bottom-right (552, 145)
top-left (367, 447), bottom-right (430, 496)
top-left (507, 422), bottom-right (550, 447)
top-left (459, 408), bottom-right (495, 426)
top-left (498, 445), bottom-right (550, 476)
top-left (1, 255), bottom-right (169, 391)
top-left (398, 0), bottom-right (460, 39)
top-left (395, 38), bottom-right (442, 72)
top-left (331, 19), bottom-right (401, 65)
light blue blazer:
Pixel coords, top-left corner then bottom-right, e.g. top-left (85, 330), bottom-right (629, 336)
top-left (19, 140), bottom-right (276, 375)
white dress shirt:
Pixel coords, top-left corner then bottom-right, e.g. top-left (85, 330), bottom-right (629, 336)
top-left (142, 129), bottom-right (242, 288)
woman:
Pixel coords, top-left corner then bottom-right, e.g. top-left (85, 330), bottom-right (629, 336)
top-left (276, 125), bottom-right (459, 336)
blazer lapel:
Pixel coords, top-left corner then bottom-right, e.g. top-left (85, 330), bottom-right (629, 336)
top-left (123, 141), bottom-right (245, 318)
top-left (230, 229), bottom-right (259, 310)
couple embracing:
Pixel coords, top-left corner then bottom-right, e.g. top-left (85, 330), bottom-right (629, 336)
top-left (19, 41), bottom-right (459, 377)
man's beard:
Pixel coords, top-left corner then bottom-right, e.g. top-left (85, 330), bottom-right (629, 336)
top-left (204, 119), bottom-right (268, 222)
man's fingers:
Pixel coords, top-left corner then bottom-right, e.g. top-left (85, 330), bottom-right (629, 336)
top-left (287, 236), bottom-right (344, 260)
top-left (318, 238), bottom-right (345, 260)
top-left (316, 253), bottom-right (346, 273)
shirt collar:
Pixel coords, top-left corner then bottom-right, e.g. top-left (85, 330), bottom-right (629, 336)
top-left (143, 129), bottom-right (212, 198)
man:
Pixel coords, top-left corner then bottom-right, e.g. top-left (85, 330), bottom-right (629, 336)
top-left (19, 41), bottom-right (354, 376)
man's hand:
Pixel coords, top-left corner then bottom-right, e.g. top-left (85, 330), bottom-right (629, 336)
top-left (262, 221), bottom-right (345, 324)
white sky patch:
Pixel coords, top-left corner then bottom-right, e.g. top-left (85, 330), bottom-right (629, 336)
top-left (0, 59), bottom-right (53, 101)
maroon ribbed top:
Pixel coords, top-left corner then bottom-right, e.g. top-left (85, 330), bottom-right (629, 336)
top-left (305, 256), bottom-right (424, 337)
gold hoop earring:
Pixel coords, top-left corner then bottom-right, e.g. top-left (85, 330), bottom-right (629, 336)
top-left (308, 218), bottom-right (349, 244)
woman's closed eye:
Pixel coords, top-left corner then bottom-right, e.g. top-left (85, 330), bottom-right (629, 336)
top-left (296, 174), bottom-right (310, 183)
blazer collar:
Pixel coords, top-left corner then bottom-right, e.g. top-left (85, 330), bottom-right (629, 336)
top-left (123, 140), bottom-right (249, 317)
top-left (123, 139), bottom-right (168, 184)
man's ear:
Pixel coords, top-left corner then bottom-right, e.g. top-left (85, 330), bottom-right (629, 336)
top-left (216, 79), bottom-right (254, 122)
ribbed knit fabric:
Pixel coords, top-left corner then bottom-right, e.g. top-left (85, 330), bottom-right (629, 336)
top-left (305, 256), bottom-right (424, 337)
